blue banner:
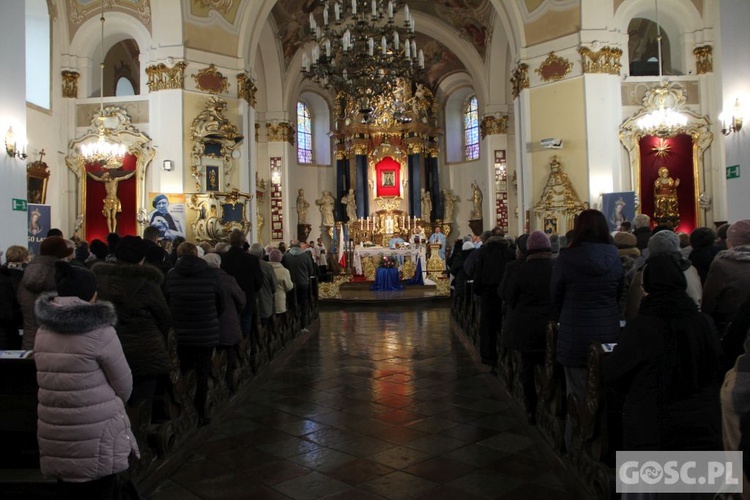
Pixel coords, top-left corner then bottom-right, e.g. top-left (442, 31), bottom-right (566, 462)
top-left (601, 192), bottom-right (636, 231)
top-left (28, 204), bottom-right (51, 256)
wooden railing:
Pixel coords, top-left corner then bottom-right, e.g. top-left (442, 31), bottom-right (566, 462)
top-left (450, 289), bottom-right (619, 499)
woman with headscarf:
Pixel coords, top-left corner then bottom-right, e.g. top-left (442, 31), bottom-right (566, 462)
top-left (605, 253), bottom-right (721, 451)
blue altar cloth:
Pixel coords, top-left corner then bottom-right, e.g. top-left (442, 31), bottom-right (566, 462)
top-left (370, 267), bottom-right (403, 291)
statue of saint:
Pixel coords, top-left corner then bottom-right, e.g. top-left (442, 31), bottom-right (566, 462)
top-left (535, 155), bottom-right (584, 214)
top-left (470, 181), bottom-right (483, 220)
top-left (442, 189), bottom-right (459, 224)
top-left (316, 190), bottom-right (335, 226)
top-left (341, 188), bottom-right (357, 222)
top-left (420, 188), bottom-right (432, 223)
top-left (296, 188), bottom-right (310, 225)
top-left (86, 168), bottom-right (137, 233)
top-left (654, 166), bottom-right (680, 220)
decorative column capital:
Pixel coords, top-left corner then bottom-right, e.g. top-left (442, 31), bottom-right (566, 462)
top-left (237, 73), bottom-right (257, 106)
top-left (480, 114), bottom-right (508, 139)
top-left (146, 61), bottom-right (187, 91)
top-left (693, 45), bottom-right (713, 74)
top-left (61, 70), bottom-right (80, 98)
top-left (266, 122), bottom-right (295, 144)
top-left (578, 45), bottom-right (622, 75)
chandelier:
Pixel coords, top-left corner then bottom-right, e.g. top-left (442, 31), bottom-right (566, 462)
top-left (635, 0), bottom-right (687, 138)
top-left (80, 0), bottom-right (127, 167)
top-left (301, 1), bottom-right (425, 118)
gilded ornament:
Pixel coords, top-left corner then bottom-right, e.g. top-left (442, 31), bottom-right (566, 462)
top-left (191, 97), bottom-right (243, 191)
top-left (510, 63), bottom-right (529, 99)
top-left (362, 256), bottom-right (376, 281)
top-left (402, 258), bottom-right (415, 280)
top-left (266, 122), bottom-right (295, 144)
top-left (187, 189), bottom-right (253, 243)
top-left (534, 156), bottom-right (585, 235)
top-left (61, 70), bottom-right (80, 98)
top-left (693, 45), bottom-right (713, 74)
top-left (479, 114), bottom-right (508, 139)
top-left (535, 52), bottom-right (573, 82)
top-left (192, 64), bottom-right (230, 95)
top-left (318, 275), bottom-right (351, 300)
top-left (237, 73), bottom-right (257, 106)
top-left (429, 273), bottom-right (451, 296)
top-left (146, 62), bottom-right (187, 92)
top-left (254, 123), bottom-right (260, 142)
top-left (578, 46), bottom-right (622, 75)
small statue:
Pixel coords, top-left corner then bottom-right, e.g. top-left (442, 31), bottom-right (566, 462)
top-left (341, 188), bottom-right (357, 222)
top-left (654, 166), bottom-right (680, 222)
top-left (470, 180), bottom-right (483, 220)
top-left (296, 188), bottom-right (310, 224)
top-left (86, 168), bottom-right (137, 233)
top-left (316, 190), bottom-right (335, 226)
top-left (420, 188), bottom-right (432, 223)
top-left (442, 189), bottom-right (459, 224)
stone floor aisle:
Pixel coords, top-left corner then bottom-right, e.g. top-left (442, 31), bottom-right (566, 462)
top-left (149, 305), bottom-right (588, 500)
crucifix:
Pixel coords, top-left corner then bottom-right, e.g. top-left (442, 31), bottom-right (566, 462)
top-left (86, 168), bottom-right (136, 233)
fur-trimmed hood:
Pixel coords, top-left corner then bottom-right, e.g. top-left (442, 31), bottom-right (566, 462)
top-left (35, 293), bottom-right (117, 333)
top-left (715, 244), bottom-right (750, 262)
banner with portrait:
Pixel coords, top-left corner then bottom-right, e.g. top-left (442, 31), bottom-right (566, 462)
top-left (601, 191), bottom-right (636, 231)
top-left (147, 193), bottom-right (186, 241)
top-left (27, 204), bottom-right (51, 256)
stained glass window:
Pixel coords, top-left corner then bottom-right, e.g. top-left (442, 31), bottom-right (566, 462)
top-left (297, 101), bottom-right (313, 164)
top-left (464, 96), bottom-right (479, 161)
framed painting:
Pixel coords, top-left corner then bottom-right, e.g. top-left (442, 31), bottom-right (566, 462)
top-left (27, 158), bottom-right (50, 204)
top-left (201, 158), bottom-right (222, 192)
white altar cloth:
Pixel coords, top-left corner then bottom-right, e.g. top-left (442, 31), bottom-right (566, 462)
top-left (353, 246), bottom-right (426, 277)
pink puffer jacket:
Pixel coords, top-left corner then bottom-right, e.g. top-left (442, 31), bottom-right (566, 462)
top-left (33, 293), bottom-right (139, 482)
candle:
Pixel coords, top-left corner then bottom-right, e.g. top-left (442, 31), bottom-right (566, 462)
top-left (388, 1), bottom-right (394, 18)
top-left (323, 6), bottom-right (328, 26)
top-left (335, 2), bottom-right (340, 21)
top-left (352, 0), bottom-right (356, 14)
top-left (371, 0), bottom-right (377, 17)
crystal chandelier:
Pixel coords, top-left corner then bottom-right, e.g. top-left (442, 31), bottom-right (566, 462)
top-left (80, 0), bottom-right (127, 167)
top-left (301, 1), bottom-right (425, 118)
top-left (635, 0), bottom-right (687, 138)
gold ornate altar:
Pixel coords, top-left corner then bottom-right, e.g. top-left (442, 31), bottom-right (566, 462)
top-left (534, 155), bottom-right (585, 234)
top-left (186, 188), bottom-right (253, 243)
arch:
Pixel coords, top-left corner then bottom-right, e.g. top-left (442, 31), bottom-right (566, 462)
top-left (297, 91), bottom-right (331, 166)
top-left (443, 82), bottom-right (477, 164)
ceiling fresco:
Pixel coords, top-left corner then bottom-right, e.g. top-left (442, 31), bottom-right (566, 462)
top-left (270, 0), bottom-right (491, 90)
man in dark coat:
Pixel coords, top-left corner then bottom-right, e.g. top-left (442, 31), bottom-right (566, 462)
top-left (282, 240), bottom-right (318, 330)
top-left (632, 213), bottom-right (652, 252)
top-left (92, 235), bottom-right (172, 411)
top-left (473, 233), bottom-right (515, 371)
top-left (167, 242), bottom-right (224, 426)
top-left (220, 229), bottom-right (262, 337)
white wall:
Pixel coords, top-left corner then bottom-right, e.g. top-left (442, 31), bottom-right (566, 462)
top-left (720, 0), bottom-right (750, 222)
top-left (0, 0), bottom-right (30, 250)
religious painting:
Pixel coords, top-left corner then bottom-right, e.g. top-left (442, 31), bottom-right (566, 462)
top-left (205, 165), bottom-right (220, 192)
top-left (148, 192), bottom-right (186, 241)
top-left (27, 157), bottom-right (50, 205)
top-left (374, 156), bottom-right (401, 198)
top-left (544, 217), bottom-right (558, 235)
top-left (221, 202), bottom-right (244, 223)
top-left (27, 204), bottom-right (50, 256)
top-left (602, 192), bottom-right (636, 231)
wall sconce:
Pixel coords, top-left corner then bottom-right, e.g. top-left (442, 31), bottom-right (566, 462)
top-left (720, 98), bottom-right (743, 136)
top-left (162, 159), bottom-right (174, 171)
top-left (5, 127), bottom-right (27, 160)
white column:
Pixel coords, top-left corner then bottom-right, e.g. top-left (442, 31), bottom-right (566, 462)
top-left (148, 88), bottom-right (184, 196)
top-left (515, 91), bottom-right (532, 234)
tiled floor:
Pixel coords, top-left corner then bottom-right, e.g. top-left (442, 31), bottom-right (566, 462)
top-left (149, 304), bottom-right (588, 499)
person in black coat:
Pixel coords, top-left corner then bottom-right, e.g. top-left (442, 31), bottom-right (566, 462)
top-left (166, 242), bottom-right (224, 426)
top-left (605, 253), bottom-right (721, 451)
top-left (220, 230), bottom-right (263, 337)
top-left (473, 233), bottom-right (515, 370)
top-left (504, 232), bottom-right (554, 424)
top-left (92, 236), bottom-right (172, 411)
top-left (450, 241), bottom-right (474, 299)
top-left (688, 227), bottom-right (720, 285)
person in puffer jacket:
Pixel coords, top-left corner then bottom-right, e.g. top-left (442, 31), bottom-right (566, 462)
top-left (34, 261), bottom-right (138, 499)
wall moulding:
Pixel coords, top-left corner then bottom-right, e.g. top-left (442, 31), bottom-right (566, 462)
top-left (480, 114), bottom-right (509, 139)
top-left (578, 46), bottom-right (622, 75)
top-left (266, 122), bottom-right (295, 145)
top-left (693, 45), bottom-right (713, 74)
top-left (192, 64), bottom-right (230, 95)
top-left (535, 52), bottom-right (573, 82)
top-left (146, 62), bottom-right (187, 92)
top-left (62, 70), bottom-right (80, 98)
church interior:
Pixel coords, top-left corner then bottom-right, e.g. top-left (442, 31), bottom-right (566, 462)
top-left (0, 0), bottom-right (749, 498)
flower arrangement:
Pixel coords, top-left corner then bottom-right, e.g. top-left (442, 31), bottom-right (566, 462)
top-left (380, 255), bottom-right (398, 268)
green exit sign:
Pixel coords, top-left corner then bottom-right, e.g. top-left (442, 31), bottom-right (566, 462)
top-left (11, 199), bottom-right (27, 211)
top-left (727, 165), bottom-right (740, 179)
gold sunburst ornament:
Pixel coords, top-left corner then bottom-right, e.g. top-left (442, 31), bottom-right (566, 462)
top-left (652, 138), bottom-right (671, 158)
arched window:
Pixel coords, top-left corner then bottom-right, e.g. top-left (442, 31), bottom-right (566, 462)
top-left (463, 96), bottom-right (479, 161)
top-left (26, 0), bottom-right (50, 109)
top-left (297, 101), bottom-right (313, 164)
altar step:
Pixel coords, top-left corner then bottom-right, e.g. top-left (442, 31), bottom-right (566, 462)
top-left (319, 280), bottom-right (450, 305)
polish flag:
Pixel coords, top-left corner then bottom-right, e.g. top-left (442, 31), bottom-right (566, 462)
top-left (338, 224), bottom-right (346, 268)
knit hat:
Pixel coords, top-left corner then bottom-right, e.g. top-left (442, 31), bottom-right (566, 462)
top-left (643, 254), bottom-right (687, 294)
top-left (55, 261), bottom-right (98, 301)
top-left (462, 241), bottom-right (474, 251)
top-left (613, 232), bottom-right (637, 249)
top-left (549, 234), bottom-right (560, 254)
top-left (728, 220), bottom-right (750, 248)
top-left (202, 253), bottom-right (221, 269)
top-left (647, 230), bottom-right (680, 256)
top-left (690, 227), bottom-right (716, 249)
top-left (526, 231), bottom-right (551, 252)
top-left (115, 235), bottom-right (147, 264)
top-left (40, 236), bottom-right (73, 259)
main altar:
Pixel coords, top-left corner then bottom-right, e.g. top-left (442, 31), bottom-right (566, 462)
top-left (353, 245), bottom-right (425, 280)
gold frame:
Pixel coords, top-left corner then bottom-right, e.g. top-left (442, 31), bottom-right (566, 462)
top-left (27, 154), bottom-right (50, 204)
